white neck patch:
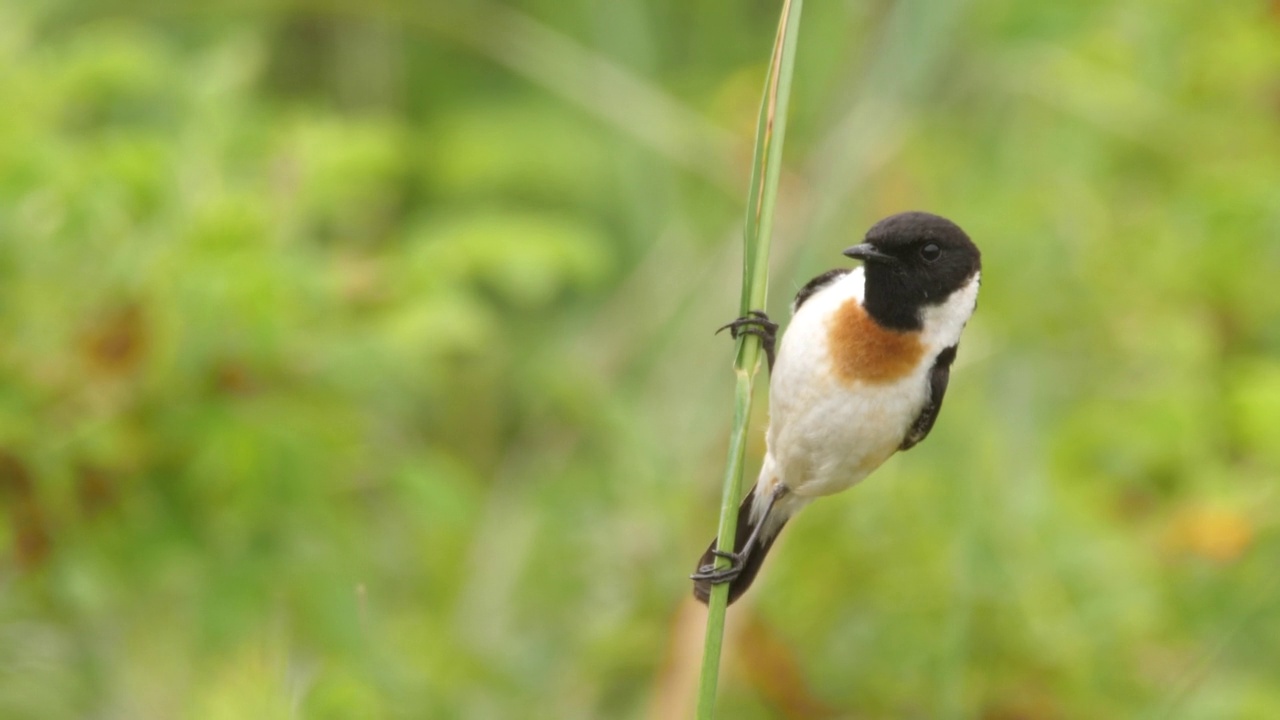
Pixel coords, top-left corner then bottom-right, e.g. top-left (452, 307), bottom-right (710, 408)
top-left (920, 271), bottom-right (980, 350)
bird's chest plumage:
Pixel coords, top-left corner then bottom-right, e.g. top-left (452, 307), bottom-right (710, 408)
top-left (764, 269), bottom-right (963, 498)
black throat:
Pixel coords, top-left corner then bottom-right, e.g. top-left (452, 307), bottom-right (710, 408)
top-left (862, 269), bottom-right (926, 332)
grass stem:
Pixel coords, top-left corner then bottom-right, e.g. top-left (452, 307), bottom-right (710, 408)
top-left (694, 2), bottom-right (804, 717)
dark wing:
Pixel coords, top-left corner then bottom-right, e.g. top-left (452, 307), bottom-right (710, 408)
top-left (899, 344), bottom-right (958, 451)
top-left (791, 268), bottom-right (851, 314)
top-left (692, 488), bottom-right (788, 606)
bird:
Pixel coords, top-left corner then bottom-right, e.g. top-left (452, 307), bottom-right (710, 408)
top-left (692, 211), bottom-right (982, 605)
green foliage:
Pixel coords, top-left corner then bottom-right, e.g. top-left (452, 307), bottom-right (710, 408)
top-left (1, 0), bottom-right (1279, 718)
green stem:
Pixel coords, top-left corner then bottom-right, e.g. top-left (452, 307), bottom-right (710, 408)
top-left (695, 1), bottom-right (803, 718)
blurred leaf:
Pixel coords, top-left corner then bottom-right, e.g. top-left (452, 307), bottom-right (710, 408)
top-left (427, 99), bottom-right (613, 202)
top-left (409, 211), bottom-right (613, 308)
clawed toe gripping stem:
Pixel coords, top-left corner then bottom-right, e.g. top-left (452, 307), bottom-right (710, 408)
top-left (690, 549), bottom-right (745, 584)
top-left (717, 310), bottom-right (777, 371)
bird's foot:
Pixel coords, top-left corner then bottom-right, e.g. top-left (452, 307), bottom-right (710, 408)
top-left (716, 310), bottom-right (777, 342)
top-left (689, 549), bottom-right (745, 584)
top-left (717, 310), bottom-right (778, 370)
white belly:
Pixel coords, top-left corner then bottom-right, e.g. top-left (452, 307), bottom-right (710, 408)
top-left (758, 267), bottom-right (977, 499)
top-left (767, 341), bottom-right (929, 498)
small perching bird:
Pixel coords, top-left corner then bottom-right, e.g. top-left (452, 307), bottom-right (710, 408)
top-left (693, 211), bottom-right (982, 605)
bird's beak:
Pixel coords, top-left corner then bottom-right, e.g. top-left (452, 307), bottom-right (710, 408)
top-left (842, 243), bottom-right (898, 264)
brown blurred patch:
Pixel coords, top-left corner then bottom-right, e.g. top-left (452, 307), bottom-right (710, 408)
top-left (739, 612), bottom-right (836, 719)
top-left (648, 597), bottom-right (834, 720)
top-left (76, 461), bottom-right (119, 518)
top-left (980, 693), bottom-right (1062, 720)
top-left (978, 671), bottom-right (1065, 720)
top-left (1113, 484), bottom-right (1159, 521)
top-left (211, 358), bottom-right (261, 397)
top-left (81, 301), bottom-right (148, 375)
top-left (337, 254), bottom-right (388, 306)
top-left (647, 598), bottom-right (707, 720)
top-left (0, 450), bottom-right (52, 570)
top-left (1163, 504), bottom-right (1253, 563)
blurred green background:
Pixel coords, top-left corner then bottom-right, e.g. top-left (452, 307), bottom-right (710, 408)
top-left (3, 0), bottom-right (1280, 717)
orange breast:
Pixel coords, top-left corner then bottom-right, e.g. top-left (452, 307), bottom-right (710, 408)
top-left (827, 298), bottom-right (924, 384)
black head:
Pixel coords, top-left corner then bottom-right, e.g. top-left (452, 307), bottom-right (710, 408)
top-left (842, 211), bottom-right (981, 331)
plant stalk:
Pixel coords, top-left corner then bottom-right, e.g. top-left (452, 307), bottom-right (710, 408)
top-left (694, 1), bottom-right (804, 717)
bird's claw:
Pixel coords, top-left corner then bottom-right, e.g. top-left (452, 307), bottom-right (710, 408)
top-left (717, 310), bottom-right (777, 371)
top-left (716, 310), bottom-right (776, 339)
top-left (689, 549), bottom-right (745, 584)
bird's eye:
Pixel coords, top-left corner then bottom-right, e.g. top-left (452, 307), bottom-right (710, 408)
top-left (920, 243), bottom-right (941, 262)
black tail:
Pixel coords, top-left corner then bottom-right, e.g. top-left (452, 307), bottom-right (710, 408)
top-left (692, 488), bottom-right (786, 605)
